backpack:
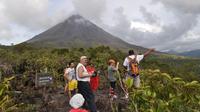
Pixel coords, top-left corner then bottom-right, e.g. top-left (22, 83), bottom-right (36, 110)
top-left (86, 65), bottom-right (99, 92)
top-left (127, 55), bottom-right (139, 75)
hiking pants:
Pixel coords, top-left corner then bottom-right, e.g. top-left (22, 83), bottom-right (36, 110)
top-left (110, 81), bottom-right (116, 90)
top-left (78, 81), bottom-right (97, 112)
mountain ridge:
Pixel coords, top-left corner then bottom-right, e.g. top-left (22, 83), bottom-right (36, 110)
top-left (178, 49), bottom-right (200, 57)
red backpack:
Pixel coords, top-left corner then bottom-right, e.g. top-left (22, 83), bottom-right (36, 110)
top-left (86, 66), bottom-right (99, 92)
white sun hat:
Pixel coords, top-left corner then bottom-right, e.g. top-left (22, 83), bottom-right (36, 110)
top-left (69, 93), bottom-right (85, 109)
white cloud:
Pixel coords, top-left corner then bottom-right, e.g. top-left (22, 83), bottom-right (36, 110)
top-left (0, 0), bottom-right (73, 45)
top-left (153, 0), bottom-right (200, 14)
top-left (72, 0), bottom-right (106, 23)
top-left (130, 21), bottom-right (162, 33)
top-left (182, 31), bottom-right (200, 42)
top-left (0, 0), bottom-right (200, 52)
top-left (1, 0), bottom-right (49, 30)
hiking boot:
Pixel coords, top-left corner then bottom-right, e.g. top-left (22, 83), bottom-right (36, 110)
top-left (125, 93), bottom-right (129, 99)
top-left (121, 93), bottom-right (129, 100)
top-left (109, 93), bottom-right (112, 97)
top-left (110, 97), bottom-right (114, 101)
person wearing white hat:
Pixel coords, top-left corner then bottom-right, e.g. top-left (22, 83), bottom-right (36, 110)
top-left (69, 93), bottom-right (88, 112)
top-left (76, 56), bottom-right (97, 112)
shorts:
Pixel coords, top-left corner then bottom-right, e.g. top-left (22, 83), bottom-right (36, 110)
top-left (68, 79), bottom-right (78, 91)
top-left (126, 72), bottom-right (140, 88)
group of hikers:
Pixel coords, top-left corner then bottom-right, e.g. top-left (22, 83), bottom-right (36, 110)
top-left (64, 48), bottom-right (155, 112)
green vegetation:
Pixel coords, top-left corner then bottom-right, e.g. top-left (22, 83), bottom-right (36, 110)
top-left (0, 44), bottom-right (200, 111)
top-left (0, 76), bottom-right (18, 112)
top-left (127, 69), bottom-right (200, 112)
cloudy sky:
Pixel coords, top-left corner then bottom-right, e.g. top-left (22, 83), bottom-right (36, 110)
top-left (0, 0), bottom-right (200, 52)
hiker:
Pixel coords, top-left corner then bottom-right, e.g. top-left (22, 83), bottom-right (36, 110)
top-left (123, 49), bottom-right (155, 89)
top-left (86, 58), bottom-right (99, 92)
top-left (69, 93), bottom-right (88, 112)
top-left (64, 61), bottom-right (77, 98)
top-left (76, 56), bottom-right (97, 112)
top-left (107, 59), bottom-right (119, 99)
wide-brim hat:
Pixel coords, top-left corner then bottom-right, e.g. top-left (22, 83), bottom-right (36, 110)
top-left (69, 93), bottom-right (85, 109)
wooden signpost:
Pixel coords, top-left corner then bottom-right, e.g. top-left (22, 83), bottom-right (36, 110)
top-left (35, 73), bottom-right (53, 88)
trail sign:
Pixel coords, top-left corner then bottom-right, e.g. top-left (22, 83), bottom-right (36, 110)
top-left (35, 73), bottom-right (53, 87)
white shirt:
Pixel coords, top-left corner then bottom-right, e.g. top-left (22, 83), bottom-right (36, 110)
top-left (76, 63), bottom-right (90, 82)
top-left (123, 55), bottom-right (144, 71)
top-left (64, 68), bottom-right (75, 81)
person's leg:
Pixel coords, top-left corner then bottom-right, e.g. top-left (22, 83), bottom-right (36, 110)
top-left (78, 81), bottom-right (97, 112)
top-left (64, 83), bottom-right (68, 93)
top-left (78, 81), bottom-right (89, 110)
top-left (109, 82), bottom-right (114, 95)
top-left (70, 80), bottom-right (77, 96)
top-left (113, 81), bottom-right (116, 90)
top-left (68, 90), bottom-right (72, 98)
top-left (68, 81), bottom-right (73, 98)
top-left (134, 75), bottom-right (140, 88)
top-left (85, 82), bottom-right (97, 112)
top-left (110, 81), bottom-right (114, 89)
top-left (74, 80), bottom-right (78, 94)
top-left (71, 90), bottom-right (76, 96)
top-left (111, 81), bottom-right (117, 98)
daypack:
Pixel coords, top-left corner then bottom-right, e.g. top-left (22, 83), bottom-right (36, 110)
top-left (86, 65), bottom-right (99, 91)
top-left (127, 55), bottom-right (139, 75)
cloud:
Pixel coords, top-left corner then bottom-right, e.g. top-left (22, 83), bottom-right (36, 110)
top-left (105, 2), bottom-right (200, 52)
top-left (0, 0), bottom-right (200, 52)
top-left (139, 6), bottom-right (159, 24)
top-left (152, 0), bottom-right (200, 14)
top-left (130, 13), bottom-right (199, 52)
top-left (72, 0), bottom-right (106, 23)
top-left (130, 21), bottom-right (162, 33)
top-left (0, 0), bottom-right (73, 44)
top-left (149, 0), bottom-right (200, 51)
top-left (0, 1), bottom-right (10, 40)
top-left (1, 0), bottom-right (73, 31)
top-left (1, 0), bottom-right (50, 30)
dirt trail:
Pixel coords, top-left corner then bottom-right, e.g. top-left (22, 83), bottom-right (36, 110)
top-left (14, 84), bottom-right (128, 112)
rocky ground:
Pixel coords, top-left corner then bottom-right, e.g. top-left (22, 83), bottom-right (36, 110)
top-left (11, 74), bottom-right (128, 112)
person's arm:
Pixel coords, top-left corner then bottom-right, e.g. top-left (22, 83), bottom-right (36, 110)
top-left (123, 58), bottom-right (128, 69)
top-left (116, 62), bottom-right (119, 70)
top-left (63, 69), bottom-right (69, 81)
top-left (111, 62), bottom-right (119, 71)
top-left (144, 48), bottom-right (155, 58)
top-left (78, 66), bottom-right (92, 78)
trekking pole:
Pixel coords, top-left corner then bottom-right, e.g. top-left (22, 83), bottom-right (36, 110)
top-left (116, 71), bottom-right (128, 96)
